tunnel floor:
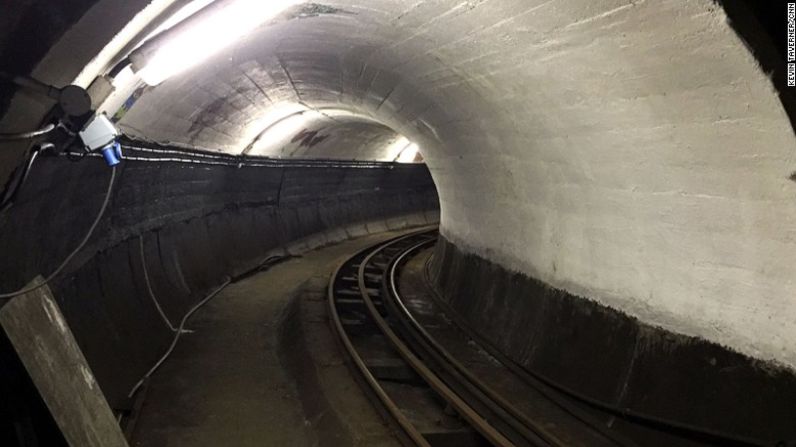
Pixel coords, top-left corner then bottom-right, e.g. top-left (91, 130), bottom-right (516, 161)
top-left (128, 232), bottom-right (407, 447)
top-left (120, 226), bottom-right (746, 447)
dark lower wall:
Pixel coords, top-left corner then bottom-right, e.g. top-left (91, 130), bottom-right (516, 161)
top-left (428, 236), bottom-right (796, 444)
top-left (0, 154), bottom-right (438, 432)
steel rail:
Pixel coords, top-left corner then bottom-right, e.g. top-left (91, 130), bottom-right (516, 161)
top-left (420, 256), bottom-right (772, 447)
top-left (419, 254), bottom-right (644, 446)
top-left (355, 235), bottom-right (515, 447)
top-left (327, 232), bottom-right (432, 447)
top-left (387, 238), bottom-right (569, 447)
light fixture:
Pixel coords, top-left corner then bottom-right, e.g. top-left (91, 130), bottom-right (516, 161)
top-left (385, 136), bottom-right (411, 160)
top-left (148, 0), bottom-right (215, 37)
top-left (385, 136), bottom-right (421, 163)
top-left (396, 143), bottom-right (420, 163)
top-left (130, 0), bottom-right (300, 86)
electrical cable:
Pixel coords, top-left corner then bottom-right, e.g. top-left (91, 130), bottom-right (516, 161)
top-left (127, 254), bottom-right (293, 398)
top-left (0, 147), bottom-right (40, 214)
top-left (61, 147), bottom-right (395, 170)
top-left (22, 147), bottom-right (42, 184)
top-left (138, 236), bottom-right (179, 332)
top-left (0, 166), bottom-right (117, 300)
top-left (0, 123), bottom-right (56, 141)
top-left (65, 147), bottom-right (91, 163)
top-left (116, 134), bottom-right (396, 169)
top-left (56, 122), bottom-right (77, 137)
top-left (127, 277), bottom-right (231, 399)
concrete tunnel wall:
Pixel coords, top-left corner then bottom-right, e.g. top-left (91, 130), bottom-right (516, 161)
top-left (2, 0), bottom-right (796, 442)
top-left (0, 152), bottom-right (439, 411)
top-left (101, 0), bottom-right (796, 370)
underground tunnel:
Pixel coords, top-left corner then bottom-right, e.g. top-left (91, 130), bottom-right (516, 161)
top-left (1, 0), bottom-right (795, 446)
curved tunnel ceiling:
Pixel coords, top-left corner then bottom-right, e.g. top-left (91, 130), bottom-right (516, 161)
top-left (244, 113), bottom-right (406, 160)
top-left (55, 0), bottom-right (796, 371)
top-left (118, 93), bottom-right (408, 160)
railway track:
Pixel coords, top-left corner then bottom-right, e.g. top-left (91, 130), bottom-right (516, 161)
top-left (327, 228), bottom-right (780, 447)
top-left (328, 229), bottom-right (604, 447)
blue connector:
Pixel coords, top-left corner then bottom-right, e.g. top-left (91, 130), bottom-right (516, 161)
top-left (100, 141), bottom-right (122, 167)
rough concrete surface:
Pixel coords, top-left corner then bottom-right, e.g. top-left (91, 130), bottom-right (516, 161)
top-left (131, 232), bottom-right (403, 447)
top-left (0, 154), bottom-right (437, 426)
top-left (66, 0), bottom-right (796, 369)
top-left (1, 0), bottom-right (795, 402)
top-left (429, 235), bottom-right (796, 442)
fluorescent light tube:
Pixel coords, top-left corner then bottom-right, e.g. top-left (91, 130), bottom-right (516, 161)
top-left (133, 0), bottom-right (299, 86)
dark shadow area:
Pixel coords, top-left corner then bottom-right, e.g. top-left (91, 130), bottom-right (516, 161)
top-left (718, 1), bottom-right (796, 139)
top-left (429, 235), bottom-right (796, 445)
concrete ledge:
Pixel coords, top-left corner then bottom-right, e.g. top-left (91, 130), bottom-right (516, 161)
top-left (428, 236), bottom-right (796, 443)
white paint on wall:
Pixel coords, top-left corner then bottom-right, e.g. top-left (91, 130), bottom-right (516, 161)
top-left (424, 0), bottom-right (796, 369)
top-left (65, 0), bottom-right (796, 369)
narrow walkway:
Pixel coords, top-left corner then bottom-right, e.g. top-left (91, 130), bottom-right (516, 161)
top-left (130, 232), bottom-right (404, 446)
